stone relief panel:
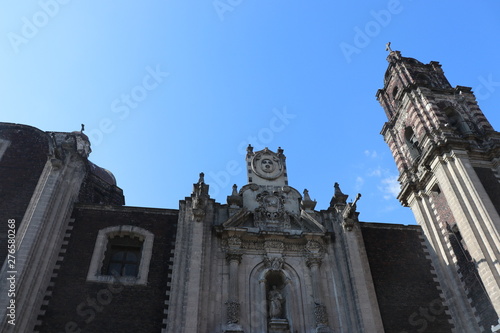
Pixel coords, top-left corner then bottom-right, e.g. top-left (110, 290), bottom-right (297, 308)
top-left (254, 190), bottom-right (291, 231)
top-left (251, 149), bottom-right (284, 181)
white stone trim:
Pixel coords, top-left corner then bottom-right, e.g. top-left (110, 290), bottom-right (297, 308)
top-left (86, 225), bottom-right (154, 286)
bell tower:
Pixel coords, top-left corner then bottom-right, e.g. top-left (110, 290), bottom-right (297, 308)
top-left (377, 49), bottom-right (500, 332)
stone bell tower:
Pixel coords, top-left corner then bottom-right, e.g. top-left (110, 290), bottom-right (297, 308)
top-left (377, 49), bottom-right (500, 332)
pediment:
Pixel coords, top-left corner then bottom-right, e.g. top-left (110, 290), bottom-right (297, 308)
top-left (221, 208), bottom-right (326, 235)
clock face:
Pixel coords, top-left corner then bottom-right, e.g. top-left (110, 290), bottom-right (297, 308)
top-left (251, 151), bottom-right (283, 180)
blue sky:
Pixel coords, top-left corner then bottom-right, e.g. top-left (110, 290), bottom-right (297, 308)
top-left (2, 1), bottom-right (500, 225)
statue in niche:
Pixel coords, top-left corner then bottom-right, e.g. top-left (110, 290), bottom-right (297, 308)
top-left (268, 285), bottom-right (284, 319)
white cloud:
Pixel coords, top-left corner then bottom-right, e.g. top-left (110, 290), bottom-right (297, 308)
top-left (355, 176), bottom-right (364, 191)
top-left (364, 150), bottom-right (378, 158)
top-left (379, 175), bottom-right (400, 200)
top-left (368, 167), bottom-right (382, 177)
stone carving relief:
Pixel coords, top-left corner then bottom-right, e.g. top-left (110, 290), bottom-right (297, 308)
top-left (225, 300), bottom-right (240, 324)
top-left (314, 303), bottom-right (330, 329)
top-left (227, 236), bottom-right (242, 249)
top-left (251, 149), bottom-right (284, 180)
top-left (254, 191), bottom-right (291, 230)
top-left (264, 240), bottom-right (285, 253)
top-left (264, 256), bottom-right (285, 271)
top-left (305, 240), bottom-right (323, 254)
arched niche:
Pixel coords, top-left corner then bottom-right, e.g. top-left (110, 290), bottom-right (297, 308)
top-left (248, 261), bottom-right (307, 332)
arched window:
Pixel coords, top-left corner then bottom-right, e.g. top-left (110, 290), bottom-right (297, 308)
top-left (102, 235), bottom-right (142, 277)
top-left (404, 126), bottom-right (421, 161)
top-left (392, 86), bottom-right (399, 99)
top-left (443, 106), bottom-right (472, 135)
top-left (87, 225), bottom-right (154, 285)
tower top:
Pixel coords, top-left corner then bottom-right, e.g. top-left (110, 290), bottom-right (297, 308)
top-left (245, 145), bottom-right (288, 186)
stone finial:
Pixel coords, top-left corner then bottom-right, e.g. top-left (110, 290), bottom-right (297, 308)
top-left (193, 172), bottom-right (209, 197)
top-left (330, 182), bottom-right (349, 207)
top-left (301, 189), bottom-right (317, 211)
top-left (227, 184), bottom-right (243, 208)
top-left (192, 172), bottom-right (210, 221)
top-left (81, 123), bottom-right (85, 132)
top-left (246, 144), bottom-right (253, 155)
top-left (198, 172), bottom-right (205, 184)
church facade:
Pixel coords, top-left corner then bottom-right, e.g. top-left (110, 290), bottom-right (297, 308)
top-left (0, 51), bottom-right (499, 332)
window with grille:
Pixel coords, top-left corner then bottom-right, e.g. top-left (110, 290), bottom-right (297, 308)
top-left (87, 225), bottom-right (154, 285)
top-left (102, 236), bottom-right (143, 277)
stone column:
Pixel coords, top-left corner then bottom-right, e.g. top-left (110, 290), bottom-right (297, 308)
top-left (306, 256), bottom-right (332, 333)
top-left (225, 252), bottom-right (243, 332)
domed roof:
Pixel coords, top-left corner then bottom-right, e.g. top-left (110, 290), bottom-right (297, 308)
top-left (88, 161), bottom-right (117, 186)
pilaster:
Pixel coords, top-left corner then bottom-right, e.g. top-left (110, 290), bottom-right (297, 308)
top-left (342, 223), bottom-right (385, 332)
top-left (0, 148), bottom-right (87, 332)
top-left (431, 151), bottom-right (500, 319)
top-left (407, 189), bottom-right (480, 332)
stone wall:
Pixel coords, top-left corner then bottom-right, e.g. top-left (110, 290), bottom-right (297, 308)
top-left (35, 205), bottom-right (178, 333)
top-left (361, 222), bottom-right (454, 333)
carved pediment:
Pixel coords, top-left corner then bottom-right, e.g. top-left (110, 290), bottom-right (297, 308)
top-left (223, 208), bottom-right (252, 228)
top-left (298, 210), bottom-right (326, 233)
top-left (221, 208), bottom-right (325, 235)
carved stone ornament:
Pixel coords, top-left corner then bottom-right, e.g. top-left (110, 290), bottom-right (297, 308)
top-left (227, 184), bottom-right (243, 208)
top-left (264, 240), bottom-right (284, 252)
top-left (226, 252), bottom-right (242, 264)
top-left (263, 256), bottom-right (285, 271)
top-left (314, 303), bottom-right (330, 327)
top-left (225, 300), bottom-right (240, 324)
top-left (254, 191), bottom-right (290, 230)
top-left (306, 256), bottom-right (323, 268)
top-left (330, 182), bottom-right (349, 208)
top-left (227, 236), bottom-right (242, 249)
top-left (305, 240), bottom-right (323, 254)
top-left (342, 193), bottom-right (361, 231)
top-left (192, 172), bottom-right (210, 222)
top-left (301, 189), bottom-right (317, 211)
top-left (251, 149), bottom-right (284, 180)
